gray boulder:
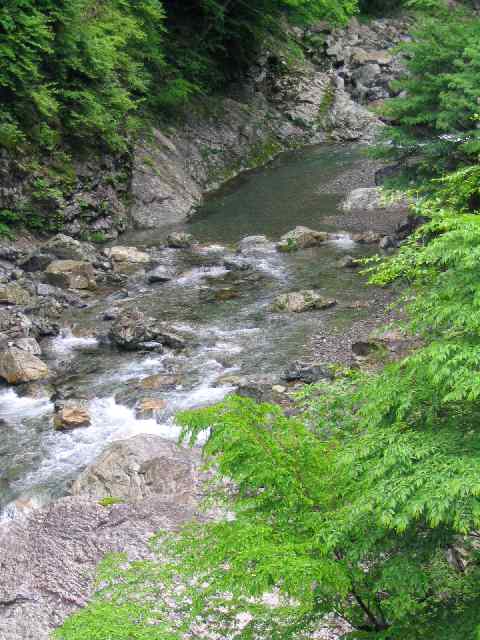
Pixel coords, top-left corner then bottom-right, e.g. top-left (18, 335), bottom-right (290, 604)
top-left (0, 346), bottom-right (49, 384)
top-left (45, 260), bottom-right (97, 291)
top-left (166, 232), bottom-right (195, 249)
top-left (146, 265), bottom-right (175, 283)
top-left (283, 360), bottom-right (334, 384)
top-left (72, 434), bottom-right (201, 503)
top-left (43, 234), bottom-right (97, 262)
top-left (273, 290), bottom-right (337, 313)
top-left (276, 226), bottom-right (328, 252)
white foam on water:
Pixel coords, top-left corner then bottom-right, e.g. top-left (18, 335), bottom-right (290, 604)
top-left (51, 329), bottom-right (99, 357)
top-left (328, 233), bottom-right (356, 249)
top-left (0, 388), bottom-right (53, 424)
top-left (176, 265), bottom-right (228, 286)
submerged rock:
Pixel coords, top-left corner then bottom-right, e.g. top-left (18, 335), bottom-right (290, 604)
top-left (276, 226), bottom-right (329, 252)
top-left (273, 290), bottom-right (337, 313)
top-left (0, 346), bottom-right (49, 384)
top-left (341, 187), bottom-right (409, 212)
top-left (135, 398), bottom-right (167, 419)
top-left (45, 260), bottom-right (97, 291)
top-left (146, 265), bottom-right (175, 283)
top-left (72, 434), bottom-right (201, 502)
top-left (166, 232), bottom-right (195, 249)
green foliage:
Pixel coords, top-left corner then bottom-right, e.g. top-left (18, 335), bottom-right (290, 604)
top-left (372, 8), bottom-right (480, 180)
top-left (55, 164), bottom-right (480, 639)
top-left (98, 496), bottom-right (125, 507)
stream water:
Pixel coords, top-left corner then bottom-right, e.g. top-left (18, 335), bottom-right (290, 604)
top-left (0, 144), bottom-right (384, 519)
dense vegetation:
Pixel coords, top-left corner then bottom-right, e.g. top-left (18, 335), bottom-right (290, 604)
top-left (0, 0), bottom-right (357, 154)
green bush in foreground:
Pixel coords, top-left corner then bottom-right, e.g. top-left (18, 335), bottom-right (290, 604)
top-left (55, 166), bottom-right (480, 639)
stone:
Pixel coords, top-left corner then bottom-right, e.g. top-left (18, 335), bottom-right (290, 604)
top-left (72, 434), bottom-right (201, 502)
top-left (105, 245), bottom-right (151, 264)
top-left (109, 310), bottom-right (160, 350)
top-left (135, 398), bottom-right (167, 419)
top-left (338, 255), bottom-right (360, 269)
top-left (272, 290), bottom-right (337, 313)
top-left (341, 187), bottom-right (409, 212)
top-left (352, 340), bottom-right (382, 357)
top-left (45, 260), bottom-right (97, 291)
top-left (166, 232), bottom-right (195, 249)
top-left (352, 63), bottom-right (381, 87)
top-left (140, 374), bottom-right (179, 390)
top-left (155, 324), bottom-right (187, 350)
top-left (146, 265), bottom-right (175, 283)
top-left (352, 231), bottom-right (382, 244)
top-left (283, 360), bottom-right (334, 384)
top-left (20, 252), bottom-right (54, 273)
top-left (0, 346), bottom-right (49, 384)
top-left (0, 309), bottom-right (32, 339)
top-left (351, 48), bottom-right (393, 66)
top-left (54, 402), bottom-right (91, 431)
top-left (379, 235), bottom-right (397, 250)
top-left (223, 257), bottom-right (252, 272)
top-left (14, 337), bottom-right (42, 356)
top-left (276, 226), bottom-right (329, 252)
top-left (44, 234), bottom-right (96, 262)
top-left (0, 283), bottom-right (31, 306)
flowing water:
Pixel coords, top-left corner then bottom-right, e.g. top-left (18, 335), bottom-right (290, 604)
top-left (0, 144), bottom-right (385, 519)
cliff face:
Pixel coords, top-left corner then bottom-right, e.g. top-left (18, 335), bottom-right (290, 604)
top-left (0, 15), bottom-right (410, 241)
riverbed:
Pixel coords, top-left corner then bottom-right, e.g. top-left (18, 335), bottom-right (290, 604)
top-left (0, 143), bottom-right (397, 519)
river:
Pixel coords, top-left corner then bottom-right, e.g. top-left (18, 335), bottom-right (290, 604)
top-left (0, 143), bottom-right (388, 519)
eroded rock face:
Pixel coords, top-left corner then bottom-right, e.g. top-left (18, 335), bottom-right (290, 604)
top-left (0, 495), bottom-right (199, 640)
top-left (273, 290), bottom-right (337, 313)
top-left (277, 226), bottom-right (329, 252)
top-left (45, 260), bottom-right (97, 291)
top-left (0, 346), bottom-right (49, 384)
top-left (72, 434), bottom-right (201, 503)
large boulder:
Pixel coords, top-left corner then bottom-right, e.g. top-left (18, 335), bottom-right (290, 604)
top-left (341, 187), bottom-right (410, 212)
top-left (146, 265), bottom-right (175, 283)
top-left (45, 260), bottom-right (97, 291)
top-left (166, 232), bottom-right (195, 249)
top-left (72, 434), bottom-right (201, 503)
top-left (0, 346), bottom-right (49, 384)
top-left (277, 226), bottom-right (328, 252)
top-left (43, 234), bottom-right (97, 262)
top-left (272, 290), bottom-right (337, 313)
top-left (0, 309), bottom-right (32, 339)
top-left (110, 311), bottom-right (186, 351)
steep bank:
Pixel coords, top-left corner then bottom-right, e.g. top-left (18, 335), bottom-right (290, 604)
top-left (0, 15), bottom-right (410, 239)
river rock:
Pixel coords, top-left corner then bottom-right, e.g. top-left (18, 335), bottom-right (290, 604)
top-left (20, 251), bottom-right (54, 273)
top-left (45, 260), bottom-right (97, 290)
top-left (0, 346), bottom-right (49, 384)
top-left (0, 283), bottom-right (31, 306)
top-left (135, 398), bottom-right (167, 419)
top-left (338, 255), bottom-right (360, 269)
top-left (54, 401), bottom-right (91, 431)
top-left (341, 187), bottom-right (410, 212)
top-left (237, 235), bottom-right (273, 255)
top-left (109, 310), bottom-right (160, 350)
top-left (105, 245), bottom-right (151, 264)
top-left (0, 309), bottom-right (32, 339)
top-left (166, 232), bottom-right (195, 249)
top-left (146, 265), bottom-right (175, 283)
top-left (283, 360), bottom-right (334, 384)
top-left (223, 256), bottom-right (252, 272)
top-left (72, 434), bottom-right (201, 503)
top-left (14, 337), bottom-right (42, 356)
top-left (140, 373), bottom-right (180, 390)
top-left (352, 230), bottom-right (382, 244)
top-left (44, 234), bottom-right (97, 262)
top-left (273, 290), bottom-right (337, 313)
top-left (276, 226), bottom-right (329, 252)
